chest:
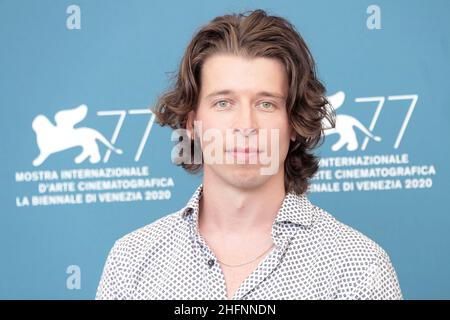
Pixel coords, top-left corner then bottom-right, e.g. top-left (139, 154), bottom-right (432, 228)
top-left (219, 253), bottom-right (271, 299)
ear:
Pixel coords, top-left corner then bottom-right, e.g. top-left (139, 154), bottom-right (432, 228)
top-left (186, 110), bottom-right (196, 140)
top-left (290, 128), bottom-right (296, 142)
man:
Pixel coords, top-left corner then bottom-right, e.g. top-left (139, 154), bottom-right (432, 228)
top-left (96, 9), bottom-right (402, 300)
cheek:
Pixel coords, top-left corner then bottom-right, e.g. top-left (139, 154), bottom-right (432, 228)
top-left (263, 113), bottom-right (290, 132)
top-left (266, 117), bottom-right (291, 157)
top-left (193, 113), bottom-right (227, 150)
top-left (276, 128), bottom-right (292, 155)
top-left (195, 107), bottom-right (229, 131)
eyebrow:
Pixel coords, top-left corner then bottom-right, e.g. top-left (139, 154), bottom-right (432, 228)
top-left (205, 89), bottom-right (286, 101)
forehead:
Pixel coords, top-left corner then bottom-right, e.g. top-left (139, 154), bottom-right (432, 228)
top-left (200, 53), bottom-right (288, 98)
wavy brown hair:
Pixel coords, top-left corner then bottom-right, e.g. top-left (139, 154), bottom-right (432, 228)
top-left (152, 9), bottom-right (335, 195)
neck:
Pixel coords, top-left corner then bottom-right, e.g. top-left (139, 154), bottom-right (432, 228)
top-left (199, 167), bottom-right (286, 238)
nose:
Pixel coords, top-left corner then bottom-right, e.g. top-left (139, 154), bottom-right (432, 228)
top-left (236, 127), bottom-right (257, 136)
top-left (233, 105), bottom-right (257, 137)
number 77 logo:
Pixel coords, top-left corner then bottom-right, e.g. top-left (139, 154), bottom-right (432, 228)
top-left (97, 109), bottom-right (155, 162)
top-left (354, 94), bottom-right (418, 150)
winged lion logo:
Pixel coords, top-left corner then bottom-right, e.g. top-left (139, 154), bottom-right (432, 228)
top-left (32, 104), bottom-right (122, 166)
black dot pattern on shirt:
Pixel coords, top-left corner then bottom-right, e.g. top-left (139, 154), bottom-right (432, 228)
top-left (96, 184), bottom-right (402, 300)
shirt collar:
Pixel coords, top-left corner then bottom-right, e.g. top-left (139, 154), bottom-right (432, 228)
top-left (181, 183), bottom-right (315, 228)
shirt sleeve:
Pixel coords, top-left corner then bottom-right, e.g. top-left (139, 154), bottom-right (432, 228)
top-left (95, 239), bottom-right (131, 300)
top-left (351, 249), bottom-right (403, 300)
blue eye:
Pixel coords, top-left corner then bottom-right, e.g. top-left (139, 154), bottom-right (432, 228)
top-left (214, 100), bottom-right (230, 109)
top-left (260, 102), bottom-right (274, 110)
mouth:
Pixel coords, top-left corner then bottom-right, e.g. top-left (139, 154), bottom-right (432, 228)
top-left (224, 148), bottom-right (263, 163)
top-left (225, 147), bottom-right (262, 154)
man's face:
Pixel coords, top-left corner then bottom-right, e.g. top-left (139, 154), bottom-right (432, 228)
top-left (188, 53), bottom-right (294, 190)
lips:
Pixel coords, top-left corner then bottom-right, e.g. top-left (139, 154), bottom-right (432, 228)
top-left (226, 147), bottom-right (261, 153)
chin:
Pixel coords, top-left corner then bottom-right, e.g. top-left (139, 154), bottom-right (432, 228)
top-left (221, 167), bottom-right (269, 190)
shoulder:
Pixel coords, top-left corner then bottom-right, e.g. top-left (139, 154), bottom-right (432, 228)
top-left (112, 209), bottom-right (185, 258)
top-left (313, 206), bottom-right (390, 266)
top-left (310, 204), bottom-right (402, 299)
top-left (96, 209), bottom-right (185, 299)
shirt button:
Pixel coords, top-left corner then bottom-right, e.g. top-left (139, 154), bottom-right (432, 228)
top-left (208, 259), bottom-right (215, 268)
top-left (183, 207), bottom-right (193, 217)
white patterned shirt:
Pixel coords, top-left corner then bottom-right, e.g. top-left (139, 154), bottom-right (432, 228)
top-left (96, 184), bottom-right (402, 300)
